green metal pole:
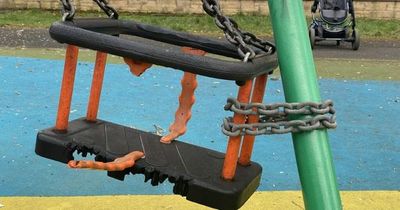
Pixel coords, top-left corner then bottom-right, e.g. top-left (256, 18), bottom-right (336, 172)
top-left (267, 1), bottom-right (342, 209)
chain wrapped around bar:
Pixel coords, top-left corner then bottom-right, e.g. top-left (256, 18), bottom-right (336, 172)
top-left (60, 0), bottom-right (118, 21)
top-left (222, 98), bottom-right (337, 136)
top-left (202, 0), bottom-right (275, 62)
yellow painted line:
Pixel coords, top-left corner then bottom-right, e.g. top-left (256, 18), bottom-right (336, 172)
top-left (0, 191), bottom-right (399, 210)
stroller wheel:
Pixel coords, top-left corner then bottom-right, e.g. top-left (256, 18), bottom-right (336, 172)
top-left (352, 29), bottom-right (360, 50)
top-left (309, 27), bottom-right (316, 49)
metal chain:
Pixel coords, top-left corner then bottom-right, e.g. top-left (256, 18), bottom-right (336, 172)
top-left (202, 0), bottom-right (275, 62)
top-left (59, 0), bottom-right (118, 21)
top-left (222, 98), bottom-right (337, 136)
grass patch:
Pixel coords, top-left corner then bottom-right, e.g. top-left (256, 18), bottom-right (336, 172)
top-left (0, 9), bottom-right (399, 39)
top-left (314, 58), bottom-right (400, 81)
top-left (355, 19), bottom-right (400, 39)
top-left (1, 48), bottom-right (399, 81)
top-left (0, 9), bottom-right (272, 37)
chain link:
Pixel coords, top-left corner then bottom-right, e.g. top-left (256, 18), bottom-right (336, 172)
top-left (222, 98), bottom-right (337, 136)
top-left (202, 0), bottom-right (275, 61)
top-left (59, 0), bottom-right (118, 21)
top-left (60, 0), bottom-right (75, 21)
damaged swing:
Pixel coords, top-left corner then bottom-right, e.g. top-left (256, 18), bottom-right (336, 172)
top-left (35, 0), bottom-right (337, 209)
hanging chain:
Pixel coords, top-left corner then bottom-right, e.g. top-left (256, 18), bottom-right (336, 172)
top-left (202, 0), bottom-right (275, 62)
top-left (59, 0), bottom-right (118, 21)
top-left (222, 98), bottom-right (337, 136)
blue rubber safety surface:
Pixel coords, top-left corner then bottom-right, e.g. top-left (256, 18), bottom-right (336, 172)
top-left (0, 56), bottom-right (399, 196)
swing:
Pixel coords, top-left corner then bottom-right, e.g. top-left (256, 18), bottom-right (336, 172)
top-left (35, 0), bottom-right (279, 209)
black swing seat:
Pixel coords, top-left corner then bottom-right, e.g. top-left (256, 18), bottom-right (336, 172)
top-left (49, 18), bottom-right (277, 81)
top-left (35, 118), bottom-right (262, 210)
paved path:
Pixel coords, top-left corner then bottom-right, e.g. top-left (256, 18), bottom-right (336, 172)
top-left (0, 28), bottom-right (399, 60)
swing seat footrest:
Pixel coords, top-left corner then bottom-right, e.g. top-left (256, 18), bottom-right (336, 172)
top-left (35, 118), bottom-right (262, 210)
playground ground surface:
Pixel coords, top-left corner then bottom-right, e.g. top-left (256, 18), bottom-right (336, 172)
top-left (0, 28), bottom-right (399, 209)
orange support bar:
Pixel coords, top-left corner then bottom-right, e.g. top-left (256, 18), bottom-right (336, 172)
top-left (238, 74), bottom-right (268, 166)
top-left (55, 45), bottom-right (79, 131)
top-left (86, 51), bottom-right (108, 122)
top-left (222, 80), bottom-right (253, 180)
top-left (161, 47), bottom-right (206, 144)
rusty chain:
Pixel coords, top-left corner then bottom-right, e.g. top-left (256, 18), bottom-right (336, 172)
top-left (222, 98), bottom-right (337, 136)
top-left (60, 0), bottom-right (118, 21)
top-left (202, 0), bottom-right (275, 61)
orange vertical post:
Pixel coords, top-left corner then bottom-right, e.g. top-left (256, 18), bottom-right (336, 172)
top-left (86, 51), bottom-right (108, 122)
top-left (238, 74), bottom-right (268, 166)
top-left (55, 45), bottom-right (79, 131)
top-left (222, 80), bottom-right (253, 180)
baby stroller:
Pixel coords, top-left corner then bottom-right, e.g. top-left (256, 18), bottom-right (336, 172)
top-left (309, 0), bottom-right (360, 50)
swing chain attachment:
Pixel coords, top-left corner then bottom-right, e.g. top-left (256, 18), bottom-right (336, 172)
top-left (61, 0), bottom-right (75, 21)
top-left (202, 0), bottom-right (275, 61)
top-left (93, 0), bottom-right (119, 19)
top-left (60, 0), bottom-right (118, 21)
top-left (222, 98), bottom-right (337, 136)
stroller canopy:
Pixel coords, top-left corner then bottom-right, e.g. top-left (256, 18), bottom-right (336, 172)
top-left (320, 0), bottom-right (347, 10)
top-left (320, 0), bottom-right (348, 23)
